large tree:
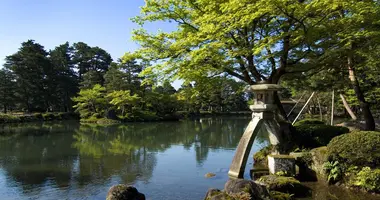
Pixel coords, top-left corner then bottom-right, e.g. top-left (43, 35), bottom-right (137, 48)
top-left (126, 0), bottom-right (349, 119)
top-left (0, 69), bottom-right (17, 113)
top-left (4, 40), bottom-right (51, 112)
top-left (73, 42), bottom-right (112, 87)
top-left (49, 42), bottom-right (78, 112)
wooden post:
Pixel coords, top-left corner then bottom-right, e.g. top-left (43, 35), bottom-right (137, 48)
top-left (331, 90), bottom-right (334, 126)
top-left (316, 94), bottom-right (323, 121)
top-left (340, 94), bottom-right (357, 120)
top-left (292, 92), bottom-right (315, 125)
top-left (287, 92), bottom-right (306, 117)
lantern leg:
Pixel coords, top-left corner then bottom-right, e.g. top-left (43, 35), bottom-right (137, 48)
top-left (228, 117), bottom-right (264, 179)
top-left (263, 119), bottom-right (282, 154)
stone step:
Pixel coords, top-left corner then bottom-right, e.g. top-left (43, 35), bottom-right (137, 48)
top-left (250, 167), bottom-right (270, 180)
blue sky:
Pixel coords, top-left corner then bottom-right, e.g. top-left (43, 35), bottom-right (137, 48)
top-left (0, 0), bottom-right (175, 66)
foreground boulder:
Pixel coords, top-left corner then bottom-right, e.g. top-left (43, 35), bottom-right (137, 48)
top-left (204, 179), bottom-right (271, 200)
top-left (106, 185), bottom-right (145, 200)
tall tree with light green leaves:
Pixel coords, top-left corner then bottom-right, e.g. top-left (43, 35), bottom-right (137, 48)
top-left (126, 0), bottom-right (353, 119)
top-left (72, 84), bottom-right (107, 119)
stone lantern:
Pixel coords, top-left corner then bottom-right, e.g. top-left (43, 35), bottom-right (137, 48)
top-left (228, 83), bottom-right (283, 179)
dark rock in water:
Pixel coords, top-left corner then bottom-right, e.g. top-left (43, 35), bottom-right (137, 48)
top-left (106, 185), bottom-right (145, 200)
top-left (224, 179), bottom-right (271, 200)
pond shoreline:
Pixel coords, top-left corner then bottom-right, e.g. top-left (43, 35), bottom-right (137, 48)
top-left (0, 111), bottom-right (251, 125)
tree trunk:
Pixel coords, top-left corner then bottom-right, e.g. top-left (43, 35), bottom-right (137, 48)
top-left (348, 55), bottom-right (375, 130)
top-left (274, 91), bottom-right (288, 121)
top-left (3, 104), bottom-right (6, 113)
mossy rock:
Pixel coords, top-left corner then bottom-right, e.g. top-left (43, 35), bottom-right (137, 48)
top-left (106, 184), bottom-right (145, 200)
top-left (205, 173), bottom-right (216, 178)
top-left (204, 189), bottom-right (252, 200)
top-left (327, 131), bottom-right (380, 167)
top-left (270, 191), bottom-right (294, 200)
top-left (256, 175), bottom-right (311, 197)
top-left (97, 118), bottom-right (121, 125)
top-left (309, 147), bottom-right (328, 180)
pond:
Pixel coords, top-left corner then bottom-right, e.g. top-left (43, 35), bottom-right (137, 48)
top-left (0, 118), bottom-right (377, 200)
top-left (0, 117), bottom-right (268, 200)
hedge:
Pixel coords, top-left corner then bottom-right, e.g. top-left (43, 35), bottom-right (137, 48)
top-left (293, 124), bottom-right (349, 149)
top-left (327, 131), bottom-right (380, 167)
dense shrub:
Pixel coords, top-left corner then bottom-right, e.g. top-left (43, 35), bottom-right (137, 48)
top-left (350, 167), bottom-right (380, 193)
top-left (327, 131), bottom-right (380, 167)
top-left (293, 119), bottom-right (324, 126)
top-left (293, 124), bottom-right (349, 149)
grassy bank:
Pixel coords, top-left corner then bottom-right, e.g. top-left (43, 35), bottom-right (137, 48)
top-left (0, 112), bottom-right (79, 124)
top-left (177, 111), bottom-right (251, 119)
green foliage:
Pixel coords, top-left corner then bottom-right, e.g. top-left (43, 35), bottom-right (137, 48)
top-left (327, 131), bottom-right (380, 167)
top-left (351, 167), bottom-right (380, 193)
top-left (72, 84), bottom-right (107, 119)
top-left (107, 90), bottom-right (141, 116)
top-left (42, 113), bottom-right (55, 121)
top-left (293, 119), bottom-right (325, 127)
top-left (275, 171), bottom-right (292, 177)
top-left (0, 69), bottom-right (17, 113)
top-left (293, 124), bottom-right (349, 149)
top-left (0, 114), bottom-right (21, 123)
top-left (0, 113), bottom-right (77, 124)
top-left (258, 175), bottom-right (310, 197)
top-left (323, 161), bottom-right (344, 183)
top-left (253, 145), bottom-right (274, 167)
top-left (270, 191), bottom-right (294, 200)
top-left (128, 0), bottom-right (361, 85)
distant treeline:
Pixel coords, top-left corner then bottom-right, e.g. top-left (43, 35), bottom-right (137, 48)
top-left (1, 40), bottom-right (249, 122)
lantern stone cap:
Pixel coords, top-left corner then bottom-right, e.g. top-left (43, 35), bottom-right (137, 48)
top-left (249, 84), bottom-right (282, 91)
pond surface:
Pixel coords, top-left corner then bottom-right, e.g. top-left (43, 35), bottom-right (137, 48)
top-left (0, 117), bottom-right (268, 200)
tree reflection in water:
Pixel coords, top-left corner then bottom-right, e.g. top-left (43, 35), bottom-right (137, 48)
top-left (0, 117), bottom-right (268, 198)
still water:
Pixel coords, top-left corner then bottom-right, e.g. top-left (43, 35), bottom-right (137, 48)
top-left (0, 117), bottom-right (268, 200)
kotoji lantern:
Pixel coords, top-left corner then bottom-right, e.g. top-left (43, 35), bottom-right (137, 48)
top-left (228, 83), bottom-right (283, 179)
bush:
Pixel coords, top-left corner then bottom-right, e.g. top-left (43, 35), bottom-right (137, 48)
top-left (350, 167), bottom-right (380, 193)
top-left (323, 161), bottom-right (344, 183)
top-left (293, 119), bottom-right (324, 126)
top-left (42, 113), bottom-right (55, 121)
top-left (0, 114), bottom-right (21, 123)
top-left (293, 124), bottom-right (349, 149)
top-left (327, 131), bottom-right (380, 167)
top-left (253, 145), bottom-right (274, 167)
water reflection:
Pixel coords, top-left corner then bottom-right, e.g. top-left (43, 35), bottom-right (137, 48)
top-left (0, 117), bottom-right (268, 199)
